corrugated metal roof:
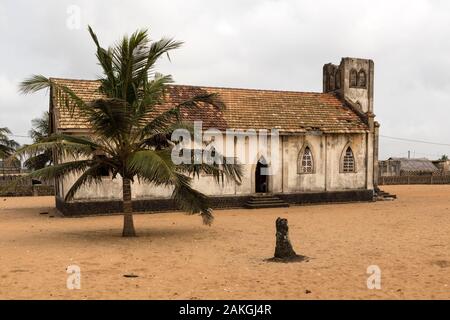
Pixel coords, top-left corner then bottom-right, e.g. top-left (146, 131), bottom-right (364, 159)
top-left (388, 158), bottom-right (438, 172)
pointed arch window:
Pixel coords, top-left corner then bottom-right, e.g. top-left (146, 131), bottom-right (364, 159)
top-left (328, 72), bottom-right (335, 91)
top-left (335, 70), bottom-right (341, 89)
top-left (350, 69), bottom-right (358, 87)
top-left (357, 70), bottom-right (366, 87)
top-left (342, 147), bottom-right (355, 173)
top-left (299, 146), bottom-right (314, 174)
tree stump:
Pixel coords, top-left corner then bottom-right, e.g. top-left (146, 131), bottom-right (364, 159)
top-left (267, 217), bottom-right (309, 263)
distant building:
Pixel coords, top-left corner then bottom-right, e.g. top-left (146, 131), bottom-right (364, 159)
top-left (379, 158), bottom-right (438, 177)
top-left (432, 160), bottom-right (450, 173)
top-left (0, 159), bottom-right (22, 175)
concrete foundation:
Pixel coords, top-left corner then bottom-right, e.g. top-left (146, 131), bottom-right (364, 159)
top-left (56, 189), bottom-right (373, 216)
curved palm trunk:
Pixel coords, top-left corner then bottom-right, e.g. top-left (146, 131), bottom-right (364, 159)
top-left (122, 178), bottom-right (136, 237)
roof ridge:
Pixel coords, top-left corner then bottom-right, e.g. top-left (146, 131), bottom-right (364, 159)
top-left (49, 77), bottom-right (328, 95)
top-left (50, 77), bottom-right (370, 133)
top-left (171, 84), bottom-right (326, 95)
top-left (49, 77), bottom-right (100, 82)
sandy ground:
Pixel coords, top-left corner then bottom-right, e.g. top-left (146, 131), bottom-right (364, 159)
top-left (0, 185), bottom-right (450, 300)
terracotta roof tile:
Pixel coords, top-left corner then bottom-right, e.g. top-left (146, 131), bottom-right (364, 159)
top-left (50, 78), bottom-right (369, 134)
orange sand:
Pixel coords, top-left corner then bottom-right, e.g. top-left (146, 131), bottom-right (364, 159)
top-left (0, 185), bottom-right (449, 300)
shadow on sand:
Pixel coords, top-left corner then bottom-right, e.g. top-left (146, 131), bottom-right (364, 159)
top-left (42, 225), bottom-right (211, 244)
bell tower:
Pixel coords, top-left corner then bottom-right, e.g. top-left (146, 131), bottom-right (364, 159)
top-left (323, 57), bottom-right (374, 115)
top-left (323, 57), bottom-right (378, 191)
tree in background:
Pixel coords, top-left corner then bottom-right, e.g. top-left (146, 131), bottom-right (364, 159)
top-left (17, 26), bottom-right (242, 237)
top-left (439, 154), bottom-right (448, 161)
top-left (0, 127), bottom-right (19, 159)
top-left (23, 112), bottom-right (53, 171)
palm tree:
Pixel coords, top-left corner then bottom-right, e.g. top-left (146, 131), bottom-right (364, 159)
top-left (0, 127), bottom-right (19, 159)
top-left (17, 26), bottom-right (242, 237)
top-left (23, 112), bottom-right (53, 170)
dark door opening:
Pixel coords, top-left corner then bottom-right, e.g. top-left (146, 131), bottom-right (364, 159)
top-left (255, 158), bottom-right (269, 193)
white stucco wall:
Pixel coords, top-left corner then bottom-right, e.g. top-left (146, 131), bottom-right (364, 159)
top-left (56, 132), bottom-right (373, 202)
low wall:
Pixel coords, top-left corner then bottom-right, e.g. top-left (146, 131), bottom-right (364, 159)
top-left (379, 175), bottom-right (450, 185)
top-left (56, 189), bottom-right (374, 216)
top-left (0, 175), bottom-right (31, 186)
top-left (0, 174), bottom-right (55, 196)
top-left (0, 185), bottom-right (55, 197)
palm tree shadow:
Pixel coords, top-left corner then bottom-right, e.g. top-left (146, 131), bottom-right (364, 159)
top-left (46, 225), bottom-right (210, 244)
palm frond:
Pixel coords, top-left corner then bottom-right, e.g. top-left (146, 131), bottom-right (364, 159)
top-left (127, 150), bottom-right (213, 225)
top-left (0, 160), bottom-right (93, 194)
top-left (0, 127), bottom-right (12, 136)
top-left (127, 149), bottom-right (175, 185)
top-left (88, 98), bottom-right (132, 138)
top-left (133, 37), bottom-right (183, 87)
top-left (0, 145), bottom-right (15, 159)
top-left (19, 75), bottom-right (52, 94)
top-left (137, 122), bottom-right (194, 150)
top-left (88, 26), bottom-right (117, 95)
top-left (20, 75), bottom-right (91, 117)
top-left (27, 160), bottom-right (93, 181)
top-left (11, 137), bottom-right (96, 161)
top-left (29, 112), bottom-right (50, 142)
top-left (23, 151), bottom-right (52, 170)
top-left (175, 93), bottom-right (225, 111)
top-left (171, 172), bottom-right (213, 225)
top-left (48, 134), bottom-right (102, 149)
top-left (139, 92), bottom-right (225, 138)
top-left (0, 127), bottom-right (19, 158)
top-left (65, 164), bottom-right (103, 201)
top-left (134, 73), bottom-right (173, 122)
top-left (177, 152), bottom-right (243, 186)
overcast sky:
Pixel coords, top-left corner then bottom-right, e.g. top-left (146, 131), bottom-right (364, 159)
top-left (1, 0), bottom-right (450, 159)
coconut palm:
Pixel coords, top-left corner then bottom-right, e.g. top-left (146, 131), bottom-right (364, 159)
top-left (17, 26), bottom-right (242, 237)
top-left (23, 111), bottom-right (53, 170)
top-left (0, 127), bottom-right (19, 159)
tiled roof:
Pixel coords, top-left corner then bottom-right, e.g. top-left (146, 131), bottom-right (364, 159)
top-left (50, 78), bottom-right (369, 134)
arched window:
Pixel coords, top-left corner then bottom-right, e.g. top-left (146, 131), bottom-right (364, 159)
top-left (342, 147), bottom-right (355, 173)
top-left (335, 70), bottom-right (341, 89)
top-left (299, 147), bottom-right (314, 174)
top-left (328, 73), bottom-right (335, 91)
top-left (350, 69), bottom-right (358, 87)
top-left (357, 70), bottom-right (366, 87)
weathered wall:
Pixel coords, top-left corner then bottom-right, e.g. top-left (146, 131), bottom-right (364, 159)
top-left (341, 58), bottom-right (374, 114)
top-left (283, 134), bottom-right (326, 192)
top-left (56, 132), bottom-right (372, 202)
top-left (379, 160), bottom-right (402, 177)
top-left (322, 56), bottom-right (376, 191)
top-left (281, 133), bottom-right (369, 192)
top-left (0, 185), bottom-right (54, 197)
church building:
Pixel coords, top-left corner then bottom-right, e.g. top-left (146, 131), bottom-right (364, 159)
top-left (49, 57), bottom-right (380, 215)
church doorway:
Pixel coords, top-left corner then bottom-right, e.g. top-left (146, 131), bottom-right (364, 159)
top-left (255, 158), bottom-right (269, 193)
